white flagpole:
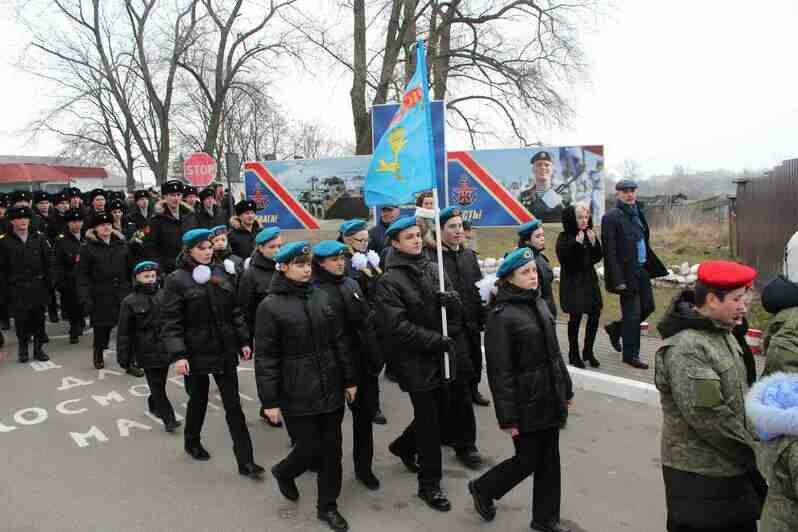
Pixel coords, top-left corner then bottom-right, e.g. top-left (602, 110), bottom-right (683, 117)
top-left (431, 187), bottom-right (451, 382)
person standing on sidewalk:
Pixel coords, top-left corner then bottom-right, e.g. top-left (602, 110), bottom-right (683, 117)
top-left (601, 179), bottom-right (667, 369)
top-left (655, 260), bottom-right (766, 532)
top-left (517, 219), bottom-right (557, 318)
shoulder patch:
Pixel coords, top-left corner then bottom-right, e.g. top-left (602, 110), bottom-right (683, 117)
top-left (0, 234), bottom-right (5, 239)
top-left (492, 303), bottom-right (506, 314)
top-left (57, 234), bottom-right (64, 239)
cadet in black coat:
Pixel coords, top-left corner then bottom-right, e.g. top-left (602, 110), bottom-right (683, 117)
top-left (228, 200), bottom-right (261, 259)
top-left (195, 188), bottom-right (226, 229)
top-left (143, 180), bottom-right (198, 276)
top-left (0, 206), bottom-right (54, 362)
top-left (468, 248), bottom-right (574, 532)
top-left (77, 212), bottom-right (139, 371)
top-left (313, 240), bottom-right (383, 492)
top-left (375, 217), bottom-right (465, 513)
top-left (53, 209), bottom-right (86, 343)
top-left (555, 204), bottom-right (603, 368)
top-left (208, 225), bottom-right (244, 283)
top-left (0, 195), bottom-right (9, 338)
top-left (368, 205), bottom-right (400, 258)
top-left (255, 241), bottom-right (357, 532)
top-left (117, 261), bottom-right (181, 432)
top-left (126, 190), bottom-right (152, 231)
top-left (236, 226), bottom-right (281, 347)
top-left (161, 229), bottom-right (262, 478)
top-left (518, 219), bottom-right (557, 318)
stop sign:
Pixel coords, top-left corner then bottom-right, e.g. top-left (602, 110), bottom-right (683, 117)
top-left (183, 152), bottom-right (217, 187)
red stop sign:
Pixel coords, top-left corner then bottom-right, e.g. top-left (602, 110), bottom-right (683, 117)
top-left (183, 153), bottom-right (217, 187)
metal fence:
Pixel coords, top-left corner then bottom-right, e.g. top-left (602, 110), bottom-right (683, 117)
top-left (735, 158), bottom-right (798, 281)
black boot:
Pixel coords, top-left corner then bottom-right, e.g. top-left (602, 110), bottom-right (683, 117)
top-left (583, 349), bottom-right (600, 368)
top-left (48, 308), bottom-right (59, 323)
top-left (184, 441), bottom-right (211, 461)
top-left (471, 384), bottom-right (491, 407)
top-left (93, 348), bottom-right (104, 369)
top-left (69, 321), bottom-right (80, 344)
top-left (605, 321), bottom-right (622, 353)
top-left (33, 341), bottom-right (49, 362)
top-left (0, 319), bottom-right (10, 331)
top-left (18, 341), bottom-right (29, 363)
top-left (568, 348), bottom-right (585, 369)
top-left (126, 364), bottom-right (145, 378)
top-left (318, 509), bottom-right (348, 532)
top-left (372, 408), bottom-right (387, 425)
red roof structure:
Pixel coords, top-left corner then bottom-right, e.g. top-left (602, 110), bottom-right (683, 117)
top-left (0, 163), bottom-right (108, 184)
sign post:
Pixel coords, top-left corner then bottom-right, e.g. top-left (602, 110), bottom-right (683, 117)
top-left (183, 153), bottom-right (217, 188)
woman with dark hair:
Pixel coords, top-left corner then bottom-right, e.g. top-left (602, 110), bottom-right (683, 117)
top-left (555, 204), bottom-right (603, 368)
top-left (160, 228), bottom-right (263, 478)
top-left (517, 219), bottom-right (557, 318)
top-left (467, 247), bottom-right (574, 532)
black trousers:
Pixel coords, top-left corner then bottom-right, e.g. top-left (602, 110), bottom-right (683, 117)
top-left (666, 520), bottom-right (756, 532)
top-left (349, 374), bottom-right (378, 474)
top-left (473, 428), bottom-right (561, 524)
top-left (144, 367), bottom-right (176, 423)
top-left (391, 388), bottom-right (444, 491)
top-left (184, 371), bottom-right (254, 467)
top-left (567, 312), bottom-right (600, 358)
top-left (465, 332), bottom-right (483, 385)
top-left (616, 267), bottom-right (655, 361)
top-left (93, 325), bottom-right (114, 352)
top-left (12, 307), bottom-right (45, 343)
top-left (441, 376), bottom-right (478, 452)
top-left (275, 408), bottom-right (345, 512)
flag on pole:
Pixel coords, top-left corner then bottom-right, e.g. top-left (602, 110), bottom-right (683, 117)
top-left (364, 41), bottom-right (436, 207)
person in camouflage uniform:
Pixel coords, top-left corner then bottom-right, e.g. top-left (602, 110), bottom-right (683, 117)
top-left (654, 260), bottom-right (765, 532)
top-left (759, 272), bottom-right (798, 378)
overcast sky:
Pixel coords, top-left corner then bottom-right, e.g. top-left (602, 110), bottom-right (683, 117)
top-left (0, 0), bottom-right (795, 179)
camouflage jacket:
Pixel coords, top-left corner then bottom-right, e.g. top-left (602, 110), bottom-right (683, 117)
top-left (655, 291), bottom-right (757, 477)
top-left (760, 276), bottom-right (798, 377)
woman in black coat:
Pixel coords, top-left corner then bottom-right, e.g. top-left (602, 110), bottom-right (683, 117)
top-left (517, 219), bottom-right (557, 318)
top-left (160, 229), bottom-right (263, 478)
top-left (255, 240), bottom-right (357, 532)
top-left (555, 204), bottom-right (603, 368)
top-left (467, 247), bottom-right (574, 532)
top-left (77, 212), bottom-right (138, 370)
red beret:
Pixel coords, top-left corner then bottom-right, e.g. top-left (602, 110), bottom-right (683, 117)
top-left (697, 260), bottom-right (757, 289)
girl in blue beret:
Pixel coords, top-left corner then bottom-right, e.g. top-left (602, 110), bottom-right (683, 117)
top-left (518, 220), bottom-right (557, 319)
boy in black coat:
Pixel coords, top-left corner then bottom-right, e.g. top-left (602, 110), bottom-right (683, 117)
top-left (117, 261), bottom-right (181, 432)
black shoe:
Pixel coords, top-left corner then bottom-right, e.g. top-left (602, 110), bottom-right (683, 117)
top-left (355, 470), bottom-right (380, 491)
top-left (164, 419), bottom-right (181, 433)
top-left (471, 386), bottom-right (491, 407)
top-left (126, 365), bottom-right (145, 377)
top-left (418, 489), bottom-right (451, 512)
top-left (18, 342), bottom-right (29, 363)
top-left (33, 346), bottom-right (49, 362)
top-left (48, 309), bottom-right (59, 323)
top-left (238, 462), bottom-right (265, 478)
top-left (373, 409), bottom-right (387, 425)
top-left (259, 408), bottom-right (283, 427)
top-left (388, 441), bottom-right (420, 473)
top-left (271, 466), bottom-right (299, 501)
top-left (569, 357), bottom-right (585, 369)
top-left (0, 319), bottom-right (9, 331)
top-left (317, 509), bottom-right (348, 532)
top-left (530, 520), bottom-right (571, 532)
top-left (69, 336), bottom-right (79, 344)
top-left (623, 359), bottom-right (649, 370)
top-left (184, 442), bottom-right (211, 461)
top-left (308, 459), bottom-right (322, 473)
top-left (384, 370), bottom-right (397, 383)
top-left (93, 350), bottom-right (104, 369)
top-left (584, 353), bottom-right (600, 368)
top-left (456, 448), bottom-right (484, 470)
top-left (468, 480), bottom-right (496, 521)
top-left (605, 323), bottom-right (622, 352)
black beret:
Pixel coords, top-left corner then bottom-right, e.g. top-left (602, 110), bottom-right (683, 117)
top-left (530, 151), bottom-right (553, 164)
top-left (8, 205), bottom-right (33, 220)
top-left (10, 190), bottom-right (32, 204)
top-left (134, 189), bottom-right (150, 201)
top-left (235, 200), bottom-right (258, 216)
top-left (33, 191), bottom-right (50, 204)
top-left (108, 199), bottom-right (126, 212)
top-left (183, 185), bottom-right (198, 197)
top-left (63, 208), bottom-right (84, 222)
top-left (198, 188), bottom-right (215, 201)
top-left (53, 192), bottom-right (69, 205)
top-left (89, 188), bottom-right (106, 202)
top-left (161, 179), bottom-right (184, 195)
top-left (66, 187), bottom-right (82, 199)
top-left (88, 211), bottom-right (114, 228)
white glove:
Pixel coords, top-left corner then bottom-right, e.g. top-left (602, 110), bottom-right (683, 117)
top-left (476, 274), bottom-right (498, 304)
top-left (223, 259), bottom-right (236, 275)
top-left (192, 265), bottom-right (211, 285)
top-left (243, 257), bottom-right (252, 270)
top-left (366, 250), bottom-right (380, 268)
top-left (351, 252), bottom-right (369, 270)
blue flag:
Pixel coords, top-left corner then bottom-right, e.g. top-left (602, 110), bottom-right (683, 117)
top-left (364, 41), bottom-right (436, 207)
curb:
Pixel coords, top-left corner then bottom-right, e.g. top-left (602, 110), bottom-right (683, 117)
top-left (567, 366), bottom-right (660, 407)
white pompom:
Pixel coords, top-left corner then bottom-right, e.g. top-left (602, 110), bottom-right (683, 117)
top-left (476, 274), bottom-right (498, 304)
top-left (192, 265), bottom-right (212, 284)
top-left (366, 249), bottom-right (380, 268)
top-left (351, 252), bottom-right (369, 270)
top-left (243, 257), bottom-right (252, 270)
top-left (224, 259), bottom-right (236, 275)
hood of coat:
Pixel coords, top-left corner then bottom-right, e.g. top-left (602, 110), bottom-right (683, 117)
top-left (268, 270), bottom-right (312, 298)
top-left (762, 275), bottom-right (798, 314)
top-left (492, 281), bottom-right (540, 306)
top-left (249, 251), bottom-right (276, 272)
top-left (85, 228), bottom-right (125, 243)
top-left (561, 204), bottom-right (593, 235)
top-left (746, 371), bottom-right (798, 441)
top-left (657, 289), bottom-right (726, 340)
top-left (312, 263), bottom-right (345, 285)
top-left (384, 247), bottom-right (428, 274)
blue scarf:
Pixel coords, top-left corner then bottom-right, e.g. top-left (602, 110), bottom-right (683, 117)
top-left (618, 201), bottom-right (646, 265)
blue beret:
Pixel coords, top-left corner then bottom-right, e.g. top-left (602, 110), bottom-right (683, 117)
top-left (255, 226), bottom-right (280, 245)
top-left (313, 240), bottom-right (348, 258)
top-left (339, 219), bottom-right (368, 236)
top-left (440, 206), bottom-right (463, 225)
top-left (275, 240), bottom-right (311, 264)
top-left (133, 261), bottom-right (159, 275)
top-left (497, 247), bottom-right (535, 279)
top-left (182, 228), bottom-right (212, 248)
top-left (615, 179), bottom-right (638, 191)
top-left (385, 216), bottom-right (418, 240)
top-left (209, 225), bottom-right (228, 239)
top-left (517, 219), bottom-right (542, 238)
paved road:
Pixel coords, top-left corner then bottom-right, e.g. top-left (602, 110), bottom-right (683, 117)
top-left (0, 325), bottom-right (666, 532)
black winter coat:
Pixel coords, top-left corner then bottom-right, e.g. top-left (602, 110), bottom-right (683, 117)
top-left (523, 245), bottom-right (557, 319)
top-left (53, 231), bottom-right (84, 320)
top-left (375, 250), bottom-right (464, 392)
top-left (601, 201), bottom-right (667, 293)
top-left (440, 244), bottom-right (484, 332)
top-left (76, 234), bottom-right (135, 327)
top-left (125, 208), bottom-right (150, 231)
top-left (195, 206), bottom-right (226, 230)
top-left (254, 272), bottom-right (356, 417)
top-left (47, 211), bottom-right (68, 242)
top-left (0, 230), bottom-right (54, 312)
top-left (344, 252), bottom-right (381, 302)
top-left (227, 217), bottom-right (261, 260)
top-left (161, 256), bottom-right (249, 375)
top-left (555, 206), bottom-right (603, 315)
top-left (485, 283), bottom-right (573, 433)
top-left (368, 220), bottom-right (391, 257)
top-left (144, 202), bottom-right (198, 275)
top-left (117, 285), bottom-right (170, 369)
top-left (236, 252), bottom-right (276, 343)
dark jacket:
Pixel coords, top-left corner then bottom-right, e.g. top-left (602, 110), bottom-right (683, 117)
top-left (160, 256), bottom-right (249, 375)
top-left (144, 201), bottom-right (198, 275)
top-left (0, 230), bottom-right (54, 312)
top-left (213, 247), bottom-right (244, 284)
top-left (485, 282), bottom-right (573, 432)
top-left (227, 216), bottom-right (261, 260)
top-left (760, 275), bottom-right (798, 378)
top-left (555, 205), bottom-right (603, 315)
top-left (53, 231), bottom-right (84, 320)
top-left (125, 207), bottom-right (151, 231)
top-left (117, 284), bottom-right (170, 369)
top-left (527, 246), bottom-right (557, 319)
top-left (440, 244), bottom-right (484, 332)
top-left (344, 252), bottom-right (381, 302)
top-left (76, 232), bottom-right (135, 327)
top-left (601, 200), bottom-right (667, 293)
top-left (195, 205), bottom-right (226, 230)
top-left (368, 220), bottom-right (391, 257)
top-left (236, 252), bottom-right (276, 342)
top-left (47, 211), bottom-right (68, 242)
top-left (374, 250), bottom-right (463, 392)
top-left (254, 272), bottom-right (355, 417)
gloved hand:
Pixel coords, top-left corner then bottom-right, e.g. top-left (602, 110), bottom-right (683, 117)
top-left (438, 335), bottom-right (457, 355)
top-left (436, 290), bottom-right (460, 310)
